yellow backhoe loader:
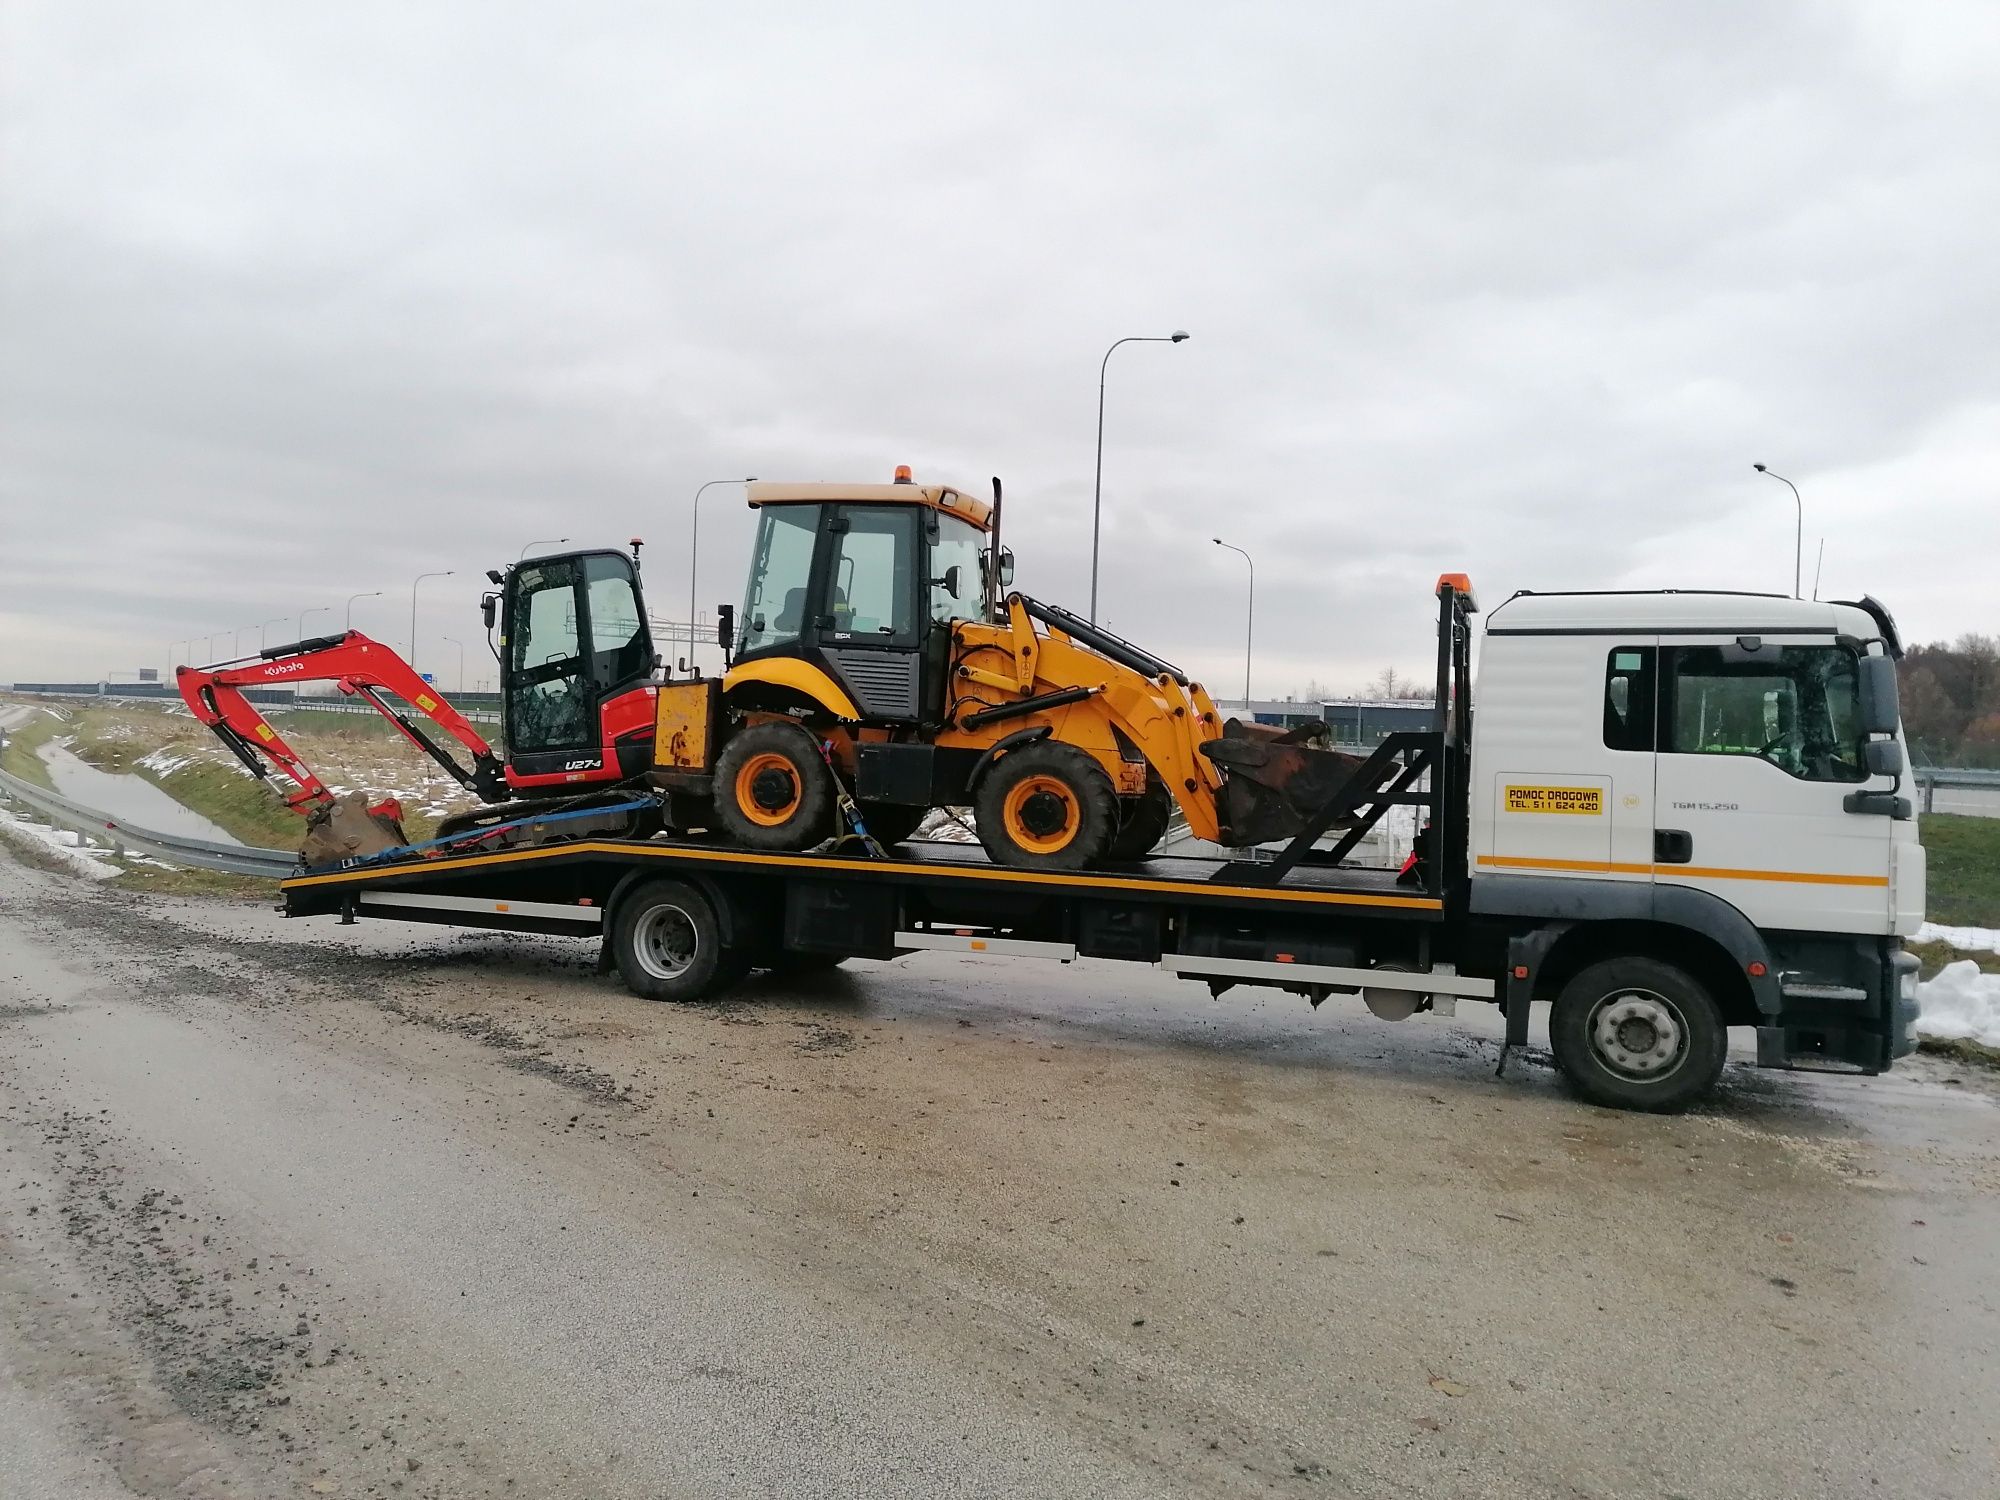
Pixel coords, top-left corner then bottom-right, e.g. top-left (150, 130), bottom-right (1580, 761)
top-left (651, 468), bottom-right (1365, 869)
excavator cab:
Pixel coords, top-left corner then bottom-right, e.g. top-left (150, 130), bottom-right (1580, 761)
top-left (500, 548), bottom-right (659, 789)
top-left (725, 472), bottom-right (995, 725)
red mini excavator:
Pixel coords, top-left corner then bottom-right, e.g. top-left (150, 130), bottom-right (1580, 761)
top-left (176, 546), bottom-right (663, 865)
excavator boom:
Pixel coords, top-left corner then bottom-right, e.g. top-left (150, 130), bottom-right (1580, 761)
top-left (175, 632), bottom-right (508, 818)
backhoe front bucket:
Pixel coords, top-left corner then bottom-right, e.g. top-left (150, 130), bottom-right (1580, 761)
top-left (300, 791), bottom-right (409, 868)
top-left (1201, 720), bottom-right (1369, 847)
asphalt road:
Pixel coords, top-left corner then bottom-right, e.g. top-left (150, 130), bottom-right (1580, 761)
top-left (1, 844), bottom-right (1995, 1498)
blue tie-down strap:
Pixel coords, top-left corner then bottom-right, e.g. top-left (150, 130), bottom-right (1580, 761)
top-left (304, 796), bottom-right (660, 875)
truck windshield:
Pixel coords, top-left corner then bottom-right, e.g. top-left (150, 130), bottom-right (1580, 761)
top-left (1664, 644), bottom-right (1867, 783)
top-left (738, 504), bottom-right (820, 658)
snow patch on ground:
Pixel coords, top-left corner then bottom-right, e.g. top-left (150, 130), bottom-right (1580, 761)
top-left (1914, 961), bottom-right (2000, 1049)
top-left (914, 807), bottom-right (980, 844)
top-left (1916, 922), bottom-right (2000, 954)
top-left (137, 748), bottom-right (195, 775)
top-left (0, 806), bottom-right (124, 880)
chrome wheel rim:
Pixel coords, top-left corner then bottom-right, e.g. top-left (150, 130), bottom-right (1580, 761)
top-left (1588, 987), bottom-right (1688, 1080)
top-left (632, 903), bottom-right (699, 981)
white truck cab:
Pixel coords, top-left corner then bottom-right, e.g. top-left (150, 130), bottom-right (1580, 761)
top-left (1468, 589), bottom-right (1922, 1100)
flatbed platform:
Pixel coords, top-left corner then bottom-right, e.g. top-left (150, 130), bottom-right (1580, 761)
top-left (281, 834), bottom-right (1444, 924)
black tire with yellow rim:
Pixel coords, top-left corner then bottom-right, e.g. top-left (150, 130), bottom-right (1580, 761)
top-left (973, 741), bottom-right (1116, 869)
top-left (712, 723), bottom-right (835, 850)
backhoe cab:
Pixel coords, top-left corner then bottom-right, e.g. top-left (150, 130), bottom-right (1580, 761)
top-left (656, 467), bottom-right (1367, 868)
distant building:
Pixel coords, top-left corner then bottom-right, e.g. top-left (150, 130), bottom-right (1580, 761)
top-left (1214, 697), bottom-right (1436, 747)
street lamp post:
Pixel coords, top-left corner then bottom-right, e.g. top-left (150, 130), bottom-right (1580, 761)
top-left (443, 637), bottom-right (466, 693)
top-left (409, 571), bottom-right (455, 676)
top-left (298, 606), bottom-right (331, 643)
top-left (519, 537), bottom-right (569, 560)
top-left (1212, 538), bottom-right (1254, 703)
top-left (1752, 464), bottom-right (1804, 598)
top-left (346, 590), bottom-right (382, 630)
top-left (261, 617), bottom-right (287, 651)
top-left (1091, 330), bottom-right (1189, 623)
top-left (689, 477), bottom-right (757, 672)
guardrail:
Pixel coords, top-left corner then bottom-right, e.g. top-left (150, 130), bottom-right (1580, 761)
top-left (6, 684), bottom-right (504, 723)
top-left (0, 764), bottom-right (296, 878)
top-left (1914, 765), bottom-right (2000, 816)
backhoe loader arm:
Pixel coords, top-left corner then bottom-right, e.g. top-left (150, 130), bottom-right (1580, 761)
top-left (175, 632), bottom-right (507, 817)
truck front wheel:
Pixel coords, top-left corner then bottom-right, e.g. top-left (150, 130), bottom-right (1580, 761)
top-left (611, 878), bottom-right (747, 1002)
top-left (1548, 957), bottom-right (1727, 1112)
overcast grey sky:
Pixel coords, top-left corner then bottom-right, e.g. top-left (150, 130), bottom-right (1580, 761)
top-left (3, 0), bottom-right (1995, 696)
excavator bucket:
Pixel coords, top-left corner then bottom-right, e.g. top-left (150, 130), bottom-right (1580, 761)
top-left (1201, 720), bottom-right (1369, 847)
top-left (300, 792), bottom-right (409, 868)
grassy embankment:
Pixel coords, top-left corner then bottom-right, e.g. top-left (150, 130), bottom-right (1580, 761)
top-left (0, 696), bottom-right (482, 898)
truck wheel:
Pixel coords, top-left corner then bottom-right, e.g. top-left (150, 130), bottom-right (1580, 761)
top-left (974, 742), bottom-right (1115, 869)
top-left (1549, 957), bottom-right (1727, 1112)
top-left (1106, 783), bottom-right (1172, 860)
top-left (712, 724), bottom-right (835, 850)
top-left (611, 879), bottom-right (740, 1002)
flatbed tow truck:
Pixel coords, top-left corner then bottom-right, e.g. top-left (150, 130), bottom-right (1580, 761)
top-left (271, 578), bottom-right (1926, 1113)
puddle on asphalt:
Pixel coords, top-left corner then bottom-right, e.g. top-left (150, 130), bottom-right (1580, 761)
top-left (38, 741), bottom-right (243, 845)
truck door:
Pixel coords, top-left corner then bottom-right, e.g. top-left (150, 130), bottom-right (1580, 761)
top-left (815, 505), bottom-right (924, 722)
top-left (1650, 638), bottom-right (1891, 932)
top-left (1476, 635), bottom-right (1657, 884)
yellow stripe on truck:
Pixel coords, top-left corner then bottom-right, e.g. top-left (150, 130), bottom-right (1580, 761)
top-left (1476, 854), bottom-right (1888, 887)
top-left (283, 840), bottom-right (1445, 911)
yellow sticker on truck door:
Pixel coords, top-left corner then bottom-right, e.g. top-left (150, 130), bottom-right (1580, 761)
top-left (1504, 785), bottom-right (1604, 815)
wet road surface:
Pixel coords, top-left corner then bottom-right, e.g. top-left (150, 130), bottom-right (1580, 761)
top-left (1, 845), bottom-right (1995, 1497)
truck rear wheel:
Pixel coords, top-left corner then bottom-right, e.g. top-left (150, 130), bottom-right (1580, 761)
top-left (611, 878), bottom-right (744, 1002)
top-left (1549, 957), bottom-right (1727, 1112)
top-left (712, 724), bottom-right (835, 851)
top-left (974, 742), bottom-right (1115, 869)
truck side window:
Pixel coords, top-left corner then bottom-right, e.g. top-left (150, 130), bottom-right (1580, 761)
top-left (1603, 648), bottom-right (1656, 751)
top-left (1662, 645), bottom-right (1866, 783)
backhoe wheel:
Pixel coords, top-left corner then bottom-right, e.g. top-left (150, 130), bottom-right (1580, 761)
top-left (1548, 957), bottom-right (1728, 1113)
top-left (713, 724), bottom-right (834, 850)
top-left (611, 879), bottom-right (741, 1002)
top-left (974, 742), bottom-right (1116, 870)
top-left (1106, 783), bottom-right (1173, 860)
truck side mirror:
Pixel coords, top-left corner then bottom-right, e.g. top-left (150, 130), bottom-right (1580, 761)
top-left (1859, 654), bottom-right (1900, 737)
top-left (715, 603), bottom-right (735, 651)
top-left (481, 595), bottom-right (497, 629)
top-left (998, 548), bottom-right (1015, 588)
top-left (1864, 739), bottom-right (1905, 777)
top-left (939, 564), bottom-right (962, 599)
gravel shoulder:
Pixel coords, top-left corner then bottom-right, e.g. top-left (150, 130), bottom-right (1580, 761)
top-left (2, 845), bottom-right (1995, 1498)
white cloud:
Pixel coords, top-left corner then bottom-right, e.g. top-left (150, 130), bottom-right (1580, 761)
top-left (2, 1), bottom-right (1994, 696)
